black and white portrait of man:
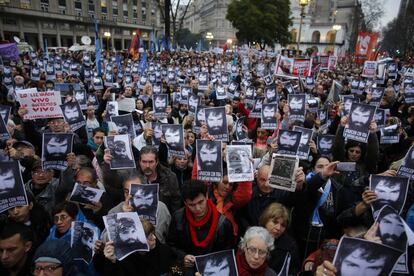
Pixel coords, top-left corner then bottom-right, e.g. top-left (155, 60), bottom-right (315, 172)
top-left (344, 103), bottom-right (376, 143)
top-left (226, 145), bottom-right (253, 182)
top-left (250, 97), bottom-right (265, 118)
top-left (153, 94), bottom-right (168, 118)
top-left (265, 85), bottom-right (277, 103)
top-left (333, 236), bottom-right (401, 276)
top-left (374, 108), bottom-right (386, 129)
top-left (69, 183), bottom-right (104, 205)
top-left (370, 175), bottom-right (409, 216)
top-left (71, 221), bottom-right (99, 263)
top-left (106, 101), bottom-right (119, 120)
top-left (216, 85), bottom-right (226, 100)
top-left (103, 212), bottom-right (149, 260)
top-left (261, 103), bottom-right (278, 129)
top-left (196, 140), bottom-right (222, 181)
top-left (195, 250), bottom-right (238, 276)
top-left (245, 86), bottom-right (255, 99)
top-left (204, 107), bottom-right (228, 140)
top-left (0, 105), bottom-right (11, 123)
top-left (375, 206), bottom-right (408, 251)
top-left (42, 133), bottom-right (73, 162)
top-left (104, 134), bottom-right (135, 169)
top-left (277, 130), bottom-right (302, 156)
top-left (288, 94), bottom-right (306, 122)
top-left (380, 124), bottom-right (399, 145)
top-left (74, 90), bottom-right (87, 105)
top-left (162, 124), bottom-right (185, 157)
top-left (235, 116), bottom-right (247, 141)
top-left (60, 101), bottom-right (84, 125)
top-left (111, 113), bottom-right (136, 138)
top-left (129, 183), bottom-right (159, 225)
top-left (317, 135), bottom-right (335, 157)
top-left (0, 161), bottom-right (28, 213)
top-left (188, 94), bottom-right (200, 115)
top-left (293, 126), bottom-right (314, 160)
top-left (198, 72), bottom-right (209, 89)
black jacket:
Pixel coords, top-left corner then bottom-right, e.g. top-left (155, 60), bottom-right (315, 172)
top-left (268, 233), bottom-right (300, 276)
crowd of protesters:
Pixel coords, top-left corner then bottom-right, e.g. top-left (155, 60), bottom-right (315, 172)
top-left (0, 46), bottom-right (413, 276)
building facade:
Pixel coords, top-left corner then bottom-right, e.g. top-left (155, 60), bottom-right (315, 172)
top-left (284, 0), bottom-right (363, 57)
top-left (183, 0), bottom-right (237, 47)
top-left (0, 0), bottom-right (162, 51)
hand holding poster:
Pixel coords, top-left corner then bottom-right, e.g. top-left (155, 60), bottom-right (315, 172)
top-left (103, 212), bottom-right (149, 261)
top-left (288, 94), bottom-right (306, 122)
top-left (161, 124), bottom-right (185, 157)
top-left (343, 103), bottom-right (376, 143)
top-left (362, 61), bottom-right (377, 78)
top-left (293, 126), bottom-right (313, 160)
top-left (261, 103), bottom-right (278, 129)
top-left (71, 221), bottom-right (99, 264)
top-left (226, 145), bottom-right (254, 182)
top-left (69, 183), bottom-right (104, 205)
top-left (104, 134), bottom-right (136, 169)
top-left (16, 89), bottom-right (63, 120)
top-left (42, 133), bottom-right (74, 170)
top-left (268, 154), bottom-right (299, 192)
top-left (60, 101), bottom-right (86, 131)
top-left (195, 250), bottom-right (238, 276)
top-left (129, 183), bottom-right (159, 225)
top-left (397, 145), bottom-right (414, 180)
top-left (380, 124), bottom-right (400, 144)
top-left (110, 113), bottom-right (136, 138)
top-left (0, 161), bottom-right (28, 213)
top-left (204, 106), bottom-right (228, 141)
top-left (277, 130), bottom-right (302, 156)
top-left (333, 236), bottom-right (401, 276)
top-left (196, 139), bottom-right (223, 182)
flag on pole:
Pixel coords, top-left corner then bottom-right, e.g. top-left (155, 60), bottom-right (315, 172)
top-left (44, 38), bottom-right (49, 59)
top-left (233, 48), bottom-right (237, 65)
top-left (129, 29), bottom-right (141, 61)
top-left (94, 21), bottom-right (102, 76)
top-left (150, 30), bottom-right (157, 52)
top-left (139, 51), bottom-right (147, 74)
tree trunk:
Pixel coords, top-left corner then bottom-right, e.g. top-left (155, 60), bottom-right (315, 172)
top-left (164, 0), bottom-right (171, 47)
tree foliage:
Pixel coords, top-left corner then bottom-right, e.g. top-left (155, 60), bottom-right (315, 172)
top-left (175, 28), bottom-right (201, 49)
top-left (360, 0), bottom-right (384, 31)
top-left (226, 0), bottom-right (291, 49)
top-left (381, 0), bottom-right (414, 57)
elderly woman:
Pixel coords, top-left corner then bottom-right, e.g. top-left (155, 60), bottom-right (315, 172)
top-left (259, 203), bottom-right (300, 275)
top-left (236, 226), bottom-right (277, 276)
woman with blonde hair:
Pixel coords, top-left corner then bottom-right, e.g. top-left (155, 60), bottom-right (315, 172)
top-left (259, 203), bottom-right (300, 275)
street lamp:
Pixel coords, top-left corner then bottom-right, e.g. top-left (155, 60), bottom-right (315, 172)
top-left (206, 32), bottom-right (214, 48)
top-left (104, 31), bottom-right (111, 50)
top-left (297, 0), bottom-right (309, 53)
top-left (332, 25), bottom-right (342, 31)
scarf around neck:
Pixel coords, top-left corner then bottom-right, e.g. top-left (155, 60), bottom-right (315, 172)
top-left (185, 199), bottom-right (219, 248)
top-left (236, 249), bottom-right (268, 276)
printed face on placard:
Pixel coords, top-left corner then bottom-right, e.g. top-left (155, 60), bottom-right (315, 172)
top-left (47, 137), bottom-right (68, 156)
top-left (64, 105), bottom-right (79, 123)
top-left (280, 132), bottom-right (298, 146)
top-left (340, 248), bottom-right (385, 276)
top-left (165, 128), bottom-right (181, 148)
top-left (374, 180), bottom-right (400, 206)
top-left (351, 106), bottom-right (371, 127)
top-left (199, 74), bottom-right (207, 83)
top-left (203, 258), bottom-right (230, 276)
top-left (0, 168), bottom-right (15, 194)
top-left (113, 141), bottom-right (128, 159)
top-left (132, 189), bottom-right (154, 210)
top-left (207, 112), bottom-right (223, 131)
top-left (378, 212), bottom-right (405, 249)
top-left (300, 132), bottom-right (310, 145)
top-left (189, 96), bottom-right (198, 107)
top-left (344, 99), bottom-right (353, 112)
top-left (199, 144), bottom-right (218, 168)
top-left (319, 137), bottom-right (332, 150)
top-left (267, 88), bottom-right (276, 99)
top-left (117, 219), bottom-right (138, 244)
top-left (290, 97), bottom-right (303, 111)
top-left (117, 123), bottom-right (129, 135)
top-left (263, 105), bottom-right (275, 119)
top-left (154, 96), bottom-right (166, 108)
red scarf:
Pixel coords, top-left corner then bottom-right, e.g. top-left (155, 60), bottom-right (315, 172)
top-left (236, 249), bottom-right (268, 276)
top-left (185, 199), bottom-right (219, 248)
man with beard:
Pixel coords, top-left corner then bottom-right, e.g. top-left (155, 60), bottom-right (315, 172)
top-left (154, 95), bottom-right (167, 114)
top-left (205, 109), bottom-right (225, 136)
top-left (73, 225), bottom-right (95, 262)
top-left (62, 102), bottom-right (82, 124)
top-left (198, 142), bottom-right (220, 172)
top-left (162, 126), bottom-right (180, 148)
top-left (0, 166), bottom-right (16, 197)
top-left (110, 140), bottom-right (133, 168)
top-left (378, 210), bottom-right (407, 251)
top-left (44, 135), bottom-right (69, 161)
top-left (115, 215), bottom-right (147, 256)
top-left (350, 105), bottom-right (372, 130)
top-left (137, 146), bottom-right (181, 213)
top-left (373, 179), bottom-right (401, 211)
top-left (318, 136), bottom-right (334, 156)
top-left (289, 96), bottom-right (304, 113)
top-left (262, 104), bottom-right (277, 125)
top-left (278, 130), bottom-right (301, 154)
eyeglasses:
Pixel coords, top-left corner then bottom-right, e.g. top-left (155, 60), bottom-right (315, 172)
top-left (53, 214), bottom-right (69, 223)
top-left (246, 247), bottom-right (268, 258)
top-left (32, 170), bottom-right (48, 176)
top-left (32, 264), bottom-right (62, 275)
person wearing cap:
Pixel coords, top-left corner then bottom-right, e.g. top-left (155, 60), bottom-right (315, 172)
top-left (0, 222), bottom-right (34, 276)
top-left (32, 239), bottom-right (86, 276)
top-left (25, 161), bottom-right (59, 213)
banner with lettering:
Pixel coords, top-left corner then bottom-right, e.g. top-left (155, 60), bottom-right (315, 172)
top-left (292, 59), bottom-right (312, 77)
top-left (16, 88), bottom-right (63, 120)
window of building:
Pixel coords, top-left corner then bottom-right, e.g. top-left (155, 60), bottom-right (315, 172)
top-left (311, 31), bottom-right (320, 43)
top-left (101, 0), bottom-right (107, 13)
top-left (75, 0), bottom-right (82, 10)
top-left (132, 0), bottom-right (137, 4)
top-left (40, 0), bottom-right (49, 3)
top-left (290, 29), bottom-right (298, 43)
top-left (20, 0), bottom-right (31, 9)
top-left (58, 0), bottom-right (66, 7)
top-left (133, 7), bottom-right (137, 18)
top-left (60, 9), bottom-right (66, 14)
top-left (326, 30), bottom-right (336, 43)
top-left (88, 0), bottom-right (95, 11)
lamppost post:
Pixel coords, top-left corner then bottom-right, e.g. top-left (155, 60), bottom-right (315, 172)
top-left (104, 31), bottom-right (111, 51)
top-left (297, 0), bottom-right (309, 54)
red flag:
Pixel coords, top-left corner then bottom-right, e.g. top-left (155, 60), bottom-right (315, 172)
top-left (355, 32), bottom-right (379, 64)
top-left (129, 29), bottom-right (141, 60)
top-left (223, 43), bottom-right (228, 53)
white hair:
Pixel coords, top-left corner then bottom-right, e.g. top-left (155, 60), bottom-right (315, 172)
top-left (239, 226), bottom-right (274, 252)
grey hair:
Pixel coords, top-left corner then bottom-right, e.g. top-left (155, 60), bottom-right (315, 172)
top-left (239, 226), bottom-right (275, 252)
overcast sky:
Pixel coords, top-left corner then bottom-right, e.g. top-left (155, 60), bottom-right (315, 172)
top-left (365, 0), bottom-right (401, 30)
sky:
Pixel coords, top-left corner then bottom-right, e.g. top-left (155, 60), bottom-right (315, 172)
top-left (373, 0), bottom-right (401, 30)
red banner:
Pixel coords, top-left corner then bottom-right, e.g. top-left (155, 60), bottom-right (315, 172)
top-left (355, 32), bottom-right (379, 64)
